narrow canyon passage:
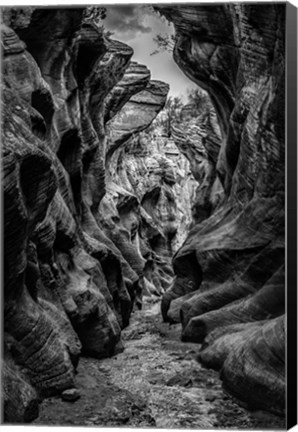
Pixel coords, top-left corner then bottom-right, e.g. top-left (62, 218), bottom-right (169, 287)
top-left (2, 4), bottom-right (286, 427)
top-left (33, 298), bottom-right (285, 429)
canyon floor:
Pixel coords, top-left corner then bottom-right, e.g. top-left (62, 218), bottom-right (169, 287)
top-left (33, 297), bottom-right (285, 429)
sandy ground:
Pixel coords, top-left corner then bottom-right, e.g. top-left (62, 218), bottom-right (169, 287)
top-left (34, 298), bottom-right (286, 429)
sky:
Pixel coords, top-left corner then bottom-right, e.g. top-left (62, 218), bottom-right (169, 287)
top-left (104, 5), bottom-right (197, 101)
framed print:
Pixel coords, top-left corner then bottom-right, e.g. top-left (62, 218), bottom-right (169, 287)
top-left (1, 1), bottom-right (297, 429)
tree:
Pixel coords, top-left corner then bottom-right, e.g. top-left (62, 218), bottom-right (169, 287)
top-left (150, 34), bottom-right (176, 56)
top-left (83, 6), bottom-right (107, 27)
top-left (186, 88), bottom-right (212, 117)
top-left (153, 96), bottom-right (183, 137)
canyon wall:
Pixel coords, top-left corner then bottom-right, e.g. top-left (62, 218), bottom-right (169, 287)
top-left (1, 8), bottom-right (175, 422)
top-left (1, 3), bottom-right (286, 422)
top-left (157, 4), bottom-right (286, 415)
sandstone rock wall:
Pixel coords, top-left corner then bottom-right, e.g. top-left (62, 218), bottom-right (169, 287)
top-left (157, 4), bottom-right (286, 415)
top-left (170, 104), bottom-right (224, 224)
top-left (104, 128), bottom-right (197, 296)
top-left (1, 8), bottom-right (170, 422)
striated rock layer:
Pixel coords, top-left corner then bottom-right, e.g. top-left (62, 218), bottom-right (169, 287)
top-left (105, 129), bottom-right (197, 296)
top-left (1, 8), bottom-right (169, 422)
top-left (170, 103), bottom-right (224, 225)
top-left (157, 4), bottom-right (286, 415)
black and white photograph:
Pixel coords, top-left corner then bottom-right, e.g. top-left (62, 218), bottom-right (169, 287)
top-left (1, 1), bottom-right (297, 429)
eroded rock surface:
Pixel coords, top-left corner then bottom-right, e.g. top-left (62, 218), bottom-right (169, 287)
top-left (157, 4), bottom-right (286, 415)
top-left (104, 129), bottom-right (197, 297)
top-left (171, 104), bottom-right (224, 224)
top-left (1, 8), bottom-right (169, 422)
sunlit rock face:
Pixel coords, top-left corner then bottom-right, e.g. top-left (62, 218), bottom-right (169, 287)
top-left (108, 132), bottom-right (195, 255)
top-left (1, 8), bottom-right (169, 422)
top-left (171, 104), bottom-right (224, 223)
top-left (104, 128), bottom-right (197, 296)
top-left (99, 63), bottom-right (174, 298)
top-left (157, 4), bottom-right (286, 415)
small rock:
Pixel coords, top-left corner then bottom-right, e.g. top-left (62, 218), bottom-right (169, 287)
top-left (131, 400), bottom-right (146, 411)
top-left (61, 388), bottom-right (81, 402)
top-left (186, 349), bottom-right (196, 355)
top-left (207, 408), bottom-right (218, 415)
top-left (166, 375), bottom-right (192, 387)
top-left (205, 393), bottom-right (216, 402)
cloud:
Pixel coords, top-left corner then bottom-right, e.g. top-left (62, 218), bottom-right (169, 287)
top-left (102, 5), bottom-right (196, 100)
top-left (104, 5), bottom-right (152, 40)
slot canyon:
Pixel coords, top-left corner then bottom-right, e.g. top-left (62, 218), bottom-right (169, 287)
top-left (1, 4), bottom-right (286, 429)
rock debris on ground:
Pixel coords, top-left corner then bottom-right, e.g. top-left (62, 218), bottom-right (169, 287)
top-left (34, 298), bottom-right (285, 429)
